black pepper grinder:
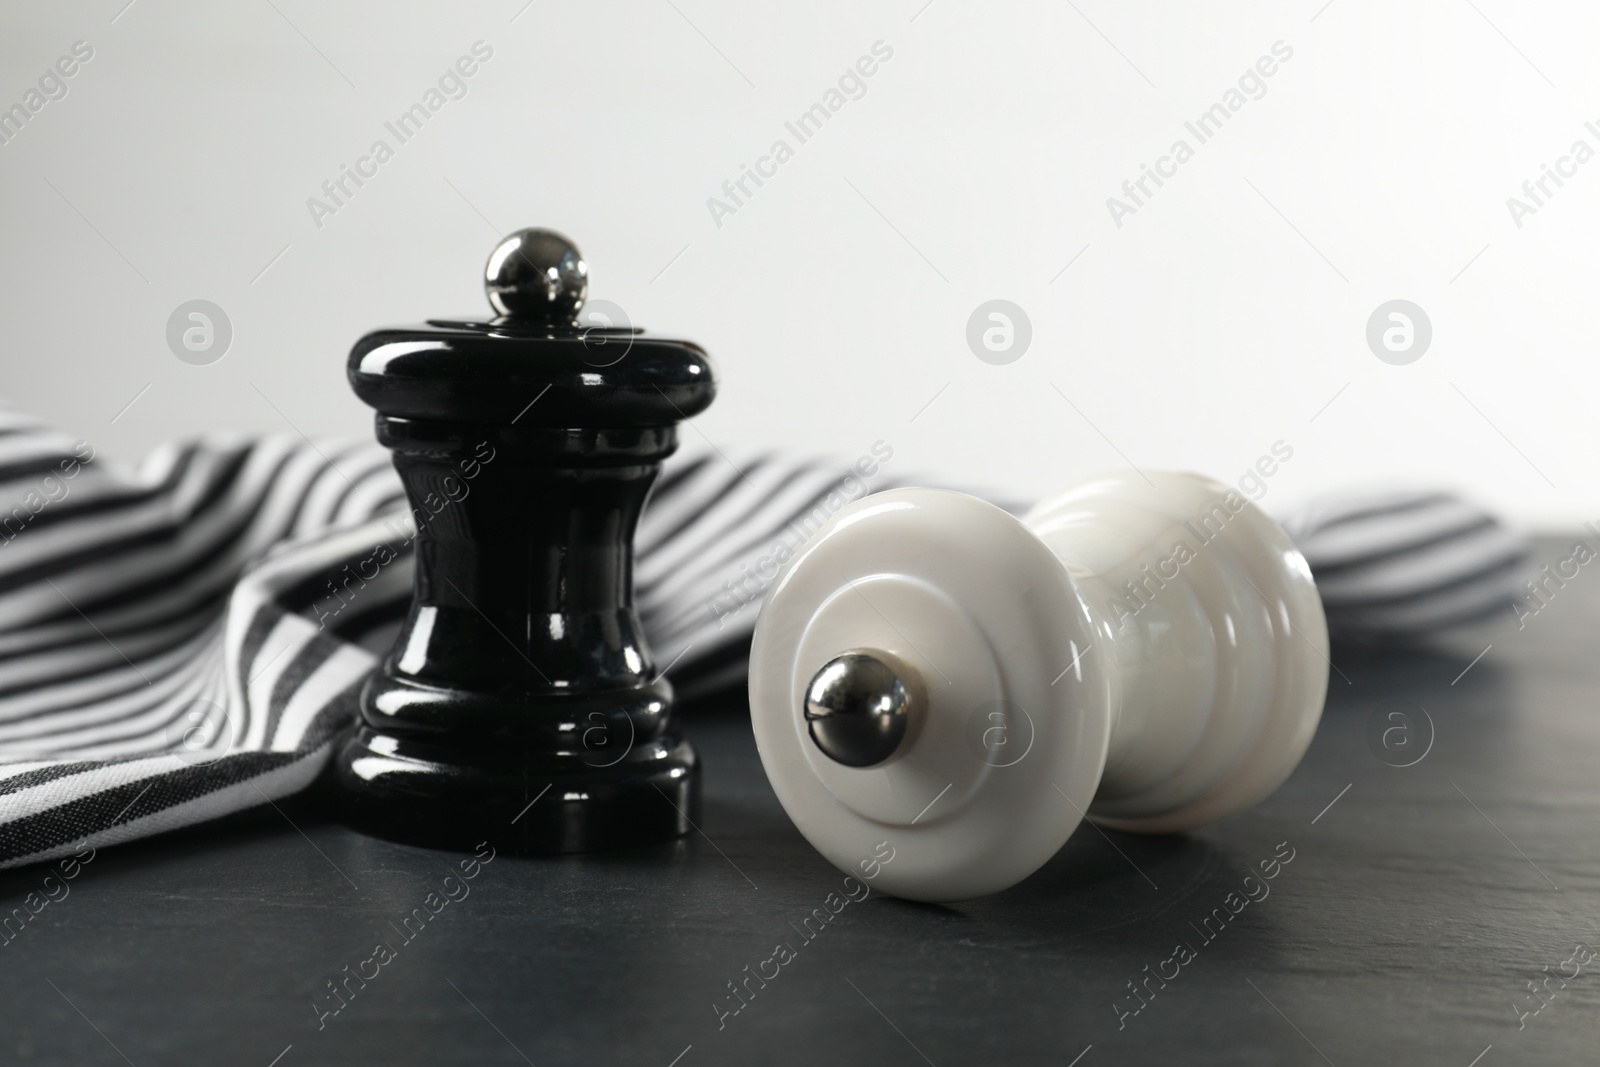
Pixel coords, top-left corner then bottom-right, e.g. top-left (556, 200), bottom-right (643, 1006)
top-left (336, 227), bottom-right (715, 854)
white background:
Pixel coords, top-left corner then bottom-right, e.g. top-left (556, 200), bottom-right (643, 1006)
top-left (1, 1), bottom-right (1594, 527)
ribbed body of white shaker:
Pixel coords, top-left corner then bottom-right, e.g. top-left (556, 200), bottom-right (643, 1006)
top-left (748, 470), bottom-right (1329, 902)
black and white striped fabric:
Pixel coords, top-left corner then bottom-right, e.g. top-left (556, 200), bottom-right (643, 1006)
top-left (0, 405), bottom-right (1529, 871)
top-left (0, 411), bottom-right (960, 871)
top-left (1278, 487), bottom-right (1533, 643)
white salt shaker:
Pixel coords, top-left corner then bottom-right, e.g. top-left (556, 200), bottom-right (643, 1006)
top-left (749, 471), bottom-right (1328, 902)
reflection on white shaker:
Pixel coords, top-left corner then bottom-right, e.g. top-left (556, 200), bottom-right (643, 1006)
top-left (749, 471), bottom-right (1329, 902)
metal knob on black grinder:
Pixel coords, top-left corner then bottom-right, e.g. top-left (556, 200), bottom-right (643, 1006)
top-left (335, 227), bottom-right (716, 854)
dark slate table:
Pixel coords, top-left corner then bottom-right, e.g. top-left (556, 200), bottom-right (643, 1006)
top-left (3, 538), bottom-right (1597, 1066)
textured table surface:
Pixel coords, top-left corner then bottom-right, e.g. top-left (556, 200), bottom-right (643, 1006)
top-left (2, 538), bottom-right (1597, 1067)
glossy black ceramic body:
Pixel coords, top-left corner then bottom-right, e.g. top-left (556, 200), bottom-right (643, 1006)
top-left (335, 295), bottom-right (715, 854)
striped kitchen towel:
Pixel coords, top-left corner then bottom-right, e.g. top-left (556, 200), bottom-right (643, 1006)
top-left (1280, 486), bottom-right (1533, 643)
top-left (0, 407), bottom-right (1529, 870)
top-left (0, 415), bottom-right (948, 871)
